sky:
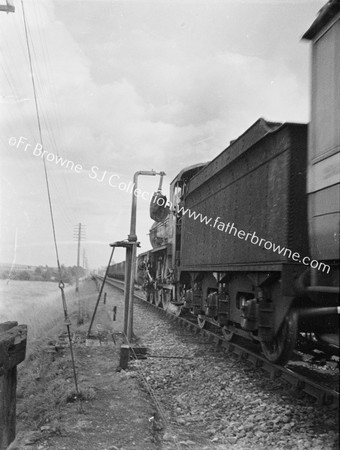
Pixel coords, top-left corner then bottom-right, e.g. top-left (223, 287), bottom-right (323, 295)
top-left (0, 0), bottom-right (324, 270)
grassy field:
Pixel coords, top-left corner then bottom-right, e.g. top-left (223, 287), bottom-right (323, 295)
top-left (0, 279), bottom-right (81, 344)
top-left (0, 278), bottom-right (100, 434)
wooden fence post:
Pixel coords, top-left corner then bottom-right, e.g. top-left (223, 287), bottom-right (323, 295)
top-left (0, 321), bottom-right (27, 450)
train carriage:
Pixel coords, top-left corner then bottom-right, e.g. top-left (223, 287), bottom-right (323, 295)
top-left (108, 0), bottom-right (339, 365)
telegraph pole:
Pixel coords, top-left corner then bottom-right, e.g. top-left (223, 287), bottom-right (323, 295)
top-left (82, 248), bottom-right (89, 276)
top-left (76, 223), bottom-right (81, 292)
top-left (73, 223), bottom-right (86, 292)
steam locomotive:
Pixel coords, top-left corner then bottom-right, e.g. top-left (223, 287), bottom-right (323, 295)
top-left (109, 1), bottom-right (339, 365)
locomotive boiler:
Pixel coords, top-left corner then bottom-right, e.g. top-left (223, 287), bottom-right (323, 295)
top-left (110, 1), bottom-right (339, 365)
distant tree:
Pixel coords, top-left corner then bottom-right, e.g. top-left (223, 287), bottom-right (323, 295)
top-left (16, 270), bottom-right (31, 281)
top-left (33, 266), bottom-right (43, 281)
top-left (34, 266), bottom-right (43, 275)
top-left (60, 265), bottom-right (73, 284)
top-left (51, 267), bottom-right (59, 279)
top-left (0, 270), bottom-right (10, 280)
top-left (42, 267), bottom-right (52, 281)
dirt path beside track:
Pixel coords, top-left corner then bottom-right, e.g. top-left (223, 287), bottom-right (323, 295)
top-left (10, 279), bottom-right (339, 450)
top-left (11, 280), bottom-right (160, 450)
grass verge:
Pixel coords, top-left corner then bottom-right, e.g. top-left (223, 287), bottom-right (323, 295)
top-left (15, 279), bottom-right (97, 433)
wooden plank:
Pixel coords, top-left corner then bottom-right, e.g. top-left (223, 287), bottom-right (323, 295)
top-left (0, 5), bottom-right (15, 13)
top-left (0, 367), bottom-right (17, 449)
top-left (0, 325), bottom-right (27, 374)
top-left (119, 344), bottom-right (129, 370)
top-left (0, 322), bottom-right (17, 334)
top-left (0, 323), bottom-right (27, 450)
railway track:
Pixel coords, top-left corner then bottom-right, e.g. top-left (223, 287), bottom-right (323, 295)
top-left (95, 275), bottom-right (339, 408)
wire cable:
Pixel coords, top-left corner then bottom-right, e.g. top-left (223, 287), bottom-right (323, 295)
top-left (21, 1), bottom-right (61, 270)
top-left (20, 0), bottom-right (80, 397)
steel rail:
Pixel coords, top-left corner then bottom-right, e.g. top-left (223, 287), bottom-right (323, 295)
top-left (96, 276), bottom-right (339, 407)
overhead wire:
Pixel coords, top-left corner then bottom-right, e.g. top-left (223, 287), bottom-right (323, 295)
top-left (0, 17), bottom-right (39, 142)
top-left (0, 52), bottom-right (37, 143)
top-left (31, 0), bottom-right (80, 222)
top-left (20, 0), bottom-right (80, 398)
top-left (1, 3), bottom-right (82, 261)
top-left (10, 0), bottom-right (79, 231)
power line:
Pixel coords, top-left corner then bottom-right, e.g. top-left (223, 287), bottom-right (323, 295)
top-left (0, 5), bottom-right (79, 232)
top-left (73, 222), bottom-right (86, 292)
top-left (20, 0), bottom-right (80, 397)
top-left (21, 0), bottom-right (62, 272)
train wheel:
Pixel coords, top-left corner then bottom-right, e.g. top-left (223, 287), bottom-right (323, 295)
top-left (162, 289), bottom-right (171, 310)
top-left (261, 309), bottom-right (298, 365)
top-left (142, 288), bottom-right (148, 301)
top-left (197, 315), bottom-right (206, 329)
top-left (221, 326), bottom-right (234, 341)
top-left (168, 303), bottom-right (182, 316)
top-left (155, 289), bottom-right (162, 307)
top-left (147, 289), bottom-right (155, 304)
top-left (173, 304), bottom-right (182, 317)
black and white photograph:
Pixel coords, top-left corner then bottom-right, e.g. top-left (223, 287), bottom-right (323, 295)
top-left (0, 0), bottom-right (339, 449)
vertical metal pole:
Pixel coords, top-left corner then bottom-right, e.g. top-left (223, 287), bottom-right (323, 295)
top-left (125, 171), bottom-right (160, 342)
top-left (126, 172), bottom-right (139, 342)
top-left (126, 242), bottom-right (137, 341)
top-left (123, 245), bottom-right (132, 338)
top-left (76, 222), bottom-right (81, 293)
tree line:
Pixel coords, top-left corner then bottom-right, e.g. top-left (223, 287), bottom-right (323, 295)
top-left (0, 265), bottom-right (86, 284)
